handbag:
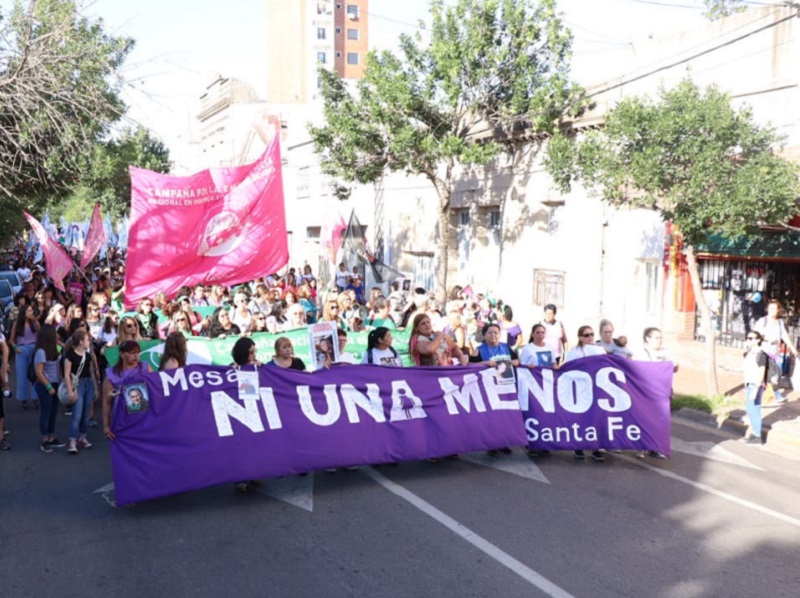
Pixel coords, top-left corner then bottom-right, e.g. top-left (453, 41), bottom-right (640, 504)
top-left (58, 351), bottom-right (87, 406)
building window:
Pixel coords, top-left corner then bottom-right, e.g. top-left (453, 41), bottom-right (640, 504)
top-left (347, 52), bottom-right (359, 65)
top-left (489, 210), bottom-right (501, 229)
top-left (346, 4), bottom-right (359, 19)
top-left (317, 27), bottom-right (326, 40)
top-left (347, 28), bottom-right (359, 40)
top-left (458, 211), bottom-right (470, 227)
top-left (336, 51), bottom-right (342, 58)
top-left (307, 227), bottom-right (321, 239)
top-left (336, 3), bottom-right (342, 8)
top-left (533, 269), bottom-right (565, 307)
top-left (335, 27), bottom-right (341, 33)
top-left (317, 52), bottom-right (326, 64)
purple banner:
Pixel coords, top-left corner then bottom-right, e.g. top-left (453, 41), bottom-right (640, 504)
top-left (110, 364), bottom-right (527, 505)
top-left (517, 355), bottom-right (673, 453)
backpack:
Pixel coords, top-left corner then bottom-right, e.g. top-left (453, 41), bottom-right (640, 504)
top-left (27, 354), bottom-right (38, 384)
top-left (367, 346), bottom-right (399, 364)
top-left (765, 354), bottom-right (782, 387)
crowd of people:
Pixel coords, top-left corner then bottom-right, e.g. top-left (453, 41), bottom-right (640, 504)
top-left (0, 244), bottom-right (688, 468)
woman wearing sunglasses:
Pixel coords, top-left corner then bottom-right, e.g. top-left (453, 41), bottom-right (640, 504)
top-left (563, 325), bottom-right (606, 462)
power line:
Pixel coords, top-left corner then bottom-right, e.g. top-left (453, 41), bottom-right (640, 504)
top-left (587, 9), bottom-right (797, 98)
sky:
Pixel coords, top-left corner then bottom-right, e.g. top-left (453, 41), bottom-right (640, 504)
top-left (85, 0), bottom-right (727, 151)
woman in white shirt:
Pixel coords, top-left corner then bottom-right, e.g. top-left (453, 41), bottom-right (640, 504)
top-left (564, 325), bottom-right (606, 362)
top-left (563, 325), bottom-right (606, 462)
top-left (361, 327), bottom-right (402, 367)
top-left (520, 324), bottom-right (557, 368)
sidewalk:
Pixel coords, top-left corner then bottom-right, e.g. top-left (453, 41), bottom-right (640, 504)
top-left (668, 334), bottom-right (800, 457)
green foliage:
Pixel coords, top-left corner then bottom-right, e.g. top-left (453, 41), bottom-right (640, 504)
top-left (671, 394), bottom-right (713, 413)
top-left (72, 126), bottom-right (170, 220)
top-left (310, 0), bottom-right (583, 192)
top-left (0, 0), bottom-right (133, 238)
top-left (545, 79), bottom-right (800, 247)
top-left (703, 0), bottom-right (747, 21)
top-left (310, 0), bottom-right (583, 297)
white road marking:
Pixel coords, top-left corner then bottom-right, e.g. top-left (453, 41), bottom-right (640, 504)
top-left (619, 454), bottom-right (800, 527)
top-left (461, 451), bottom-right (551, 484)
top-left (93, 482), bottom-right (116, 508)
top-left (256, 474), bottom-right (314, 512)
top-left (363, 467), bottom-right (575, 598)
top-left (671, 438), bottom-right (765, 471)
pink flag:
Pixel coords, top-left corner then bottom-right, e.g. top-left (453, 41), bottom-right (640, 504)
top-left (320, 208), bottom-right (347, 264)
top-left (124, 138), bottom-right (288, 307)
top-left (80, 202), bottom-right (107, 270)
top-left (24, 212), bottom-right (74, 291)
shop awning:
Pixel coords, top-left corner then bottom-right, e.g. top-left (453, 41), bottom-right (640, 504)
top-left (696, 231), bottom-right (800, 261)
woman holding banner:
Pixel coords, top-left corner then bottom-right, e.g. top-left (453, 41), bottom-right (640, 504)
top-left (268, 337), bottom-right (306, 371)
top-left (135, 298), bottom-right (160, 340)
top-left (469, 323), bottom-right (519, 457)
top-left (362, 327), bottom-right (402, 367)
top-left (102, 340), bottom-right (152, 442)
top-left (564, 325), bottom-right (606, 462)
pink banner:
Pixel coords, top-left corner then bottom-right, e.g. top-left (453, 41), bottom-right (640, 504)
top-left (124, 139), bottom-right (288, 307)
top-left (24, 212), bottom-right (74, 291)
top-left (80, 202), bottom-right (106, 269)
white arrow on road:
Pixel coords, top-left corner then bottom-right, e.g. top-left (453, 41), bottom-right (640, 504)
top-left (461, 450), bottom-right (550, 484)
top-left (671, 438), bottom-right (765, 471)
top-left (255, 473), bottom-right (315, 512)
top-left (93, 482), bottom-right (116, 507)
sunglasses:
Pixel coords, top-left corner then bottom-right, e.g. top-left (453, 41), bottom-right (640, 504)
top-left (581, 332), bottom-right (595, 338)
top-left (746, 335), bottom-right (759, 340)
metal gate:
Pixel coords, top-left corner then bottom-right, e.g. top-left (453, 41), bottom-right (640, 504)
top-left (694, 258), bottom-right (800, 348)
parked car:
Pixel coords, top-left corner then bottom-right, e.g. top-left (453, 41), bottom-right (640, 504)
top-left (0, 271), bottom-right (21, 296)
top-left (0, 279), bottom-right (12, 310)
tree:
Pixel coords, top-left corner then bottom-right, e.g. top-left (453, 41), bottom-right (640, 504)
top-left (309, 0), bottom-right (583, 302)
top-left (0, 0), bottom-right (133, 227)
top-left (67, 126), bottom-right (170, 220)
top-left (703, 0), bottom-right (747, 21)
top-left (544, 78), bottom-right (800, 395)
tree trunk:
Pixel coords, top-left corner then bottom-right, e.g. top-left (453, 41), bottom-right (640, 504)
top-left (436, 201), bottom-right (450, 306)
top-left (685, 245), bottom-right (719, 396)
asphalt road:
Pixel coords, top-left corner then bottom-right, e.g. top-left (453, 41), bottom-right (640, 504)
top-left (2, 399), bottom-right (799, 598)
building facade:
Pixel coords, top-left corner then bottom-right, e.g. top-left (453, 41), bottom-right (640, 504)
top-left (327, 6), bottom-right (800, 350)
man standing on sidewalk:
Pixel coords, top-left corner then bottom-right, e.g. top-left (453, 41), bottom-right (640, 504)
top-left (634, 327), bottom-right (678, 459)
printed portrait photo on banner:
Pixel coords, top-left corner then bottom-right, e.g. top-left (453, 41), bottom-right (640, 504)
top-left (124, 383), bottom-right (150, 414)
top-left (309, 321), bottom-right (339, 370)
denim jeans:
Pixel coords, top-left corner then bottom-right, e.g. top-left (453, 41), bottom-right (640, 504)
top-left (14, 344), bottom-right (35, 401)
top-left (745, 383), bottom-right (764, 437)
top-left (34, 381), bottom-right (59, 437)
top-left (69, 378), bottom-right (94, 439)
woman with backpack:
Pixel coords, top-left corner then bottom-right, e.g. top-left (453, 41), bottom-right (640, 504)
top-left (361, 327), bottom-right (402, 367)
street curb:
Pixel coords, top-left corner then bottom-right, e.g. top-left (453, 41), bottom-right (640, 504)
top-left (674, 408), bottom-right (800, 460)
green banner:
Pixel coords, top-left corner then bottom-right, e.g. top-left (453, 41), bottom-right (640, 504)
top-left (104, 328), bottom-right (413, 369)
